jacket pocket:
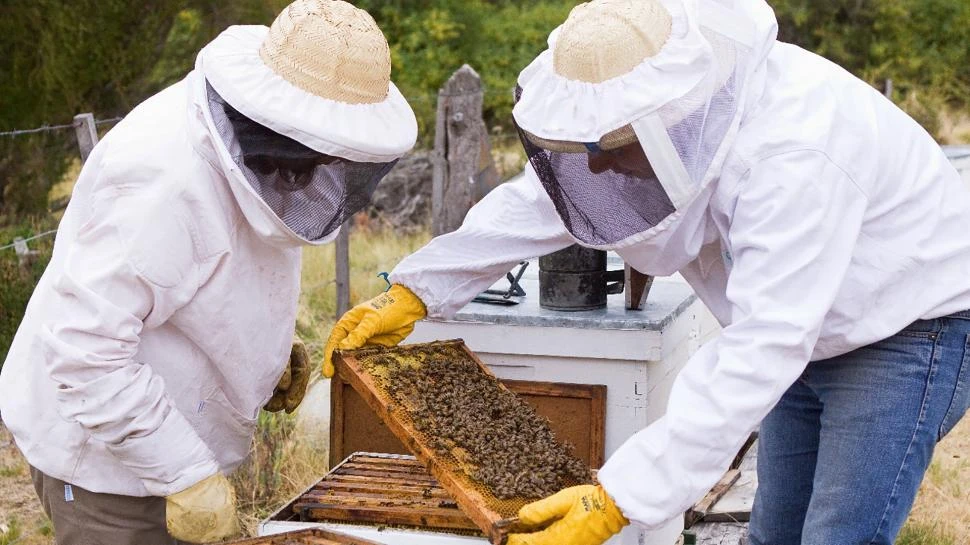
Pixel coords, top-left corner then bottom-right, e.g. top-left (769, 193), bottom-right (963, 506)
top-left (196, 387), bottom-right (258, 469)
top-left (939, 335), bottom-right (970, 440)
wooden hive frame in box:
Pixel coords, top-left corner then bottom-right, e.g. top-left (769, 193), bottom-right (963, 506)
top-left (334, 340), bottom-right (592, 544)
top-left (291, 452), bottom-right (479, 533)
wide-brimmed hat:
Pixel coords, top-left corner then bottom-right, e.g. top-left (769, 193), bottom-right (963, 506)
top-left (199, 0), bottom-right (417, 163)
top-left (514, 0), bottom-right (711, 154)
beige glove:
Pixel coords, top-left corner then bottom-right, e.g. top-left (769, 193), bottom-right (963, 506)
top-left (166, 473), bottom-right (239, 544)
top-left (322, 284), bottom-right (427, 378)
top-left (265, 338), bottom-right (311, 414)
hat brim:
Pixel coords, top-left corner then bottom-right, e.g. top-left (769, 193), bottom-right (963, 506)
top-left (199, 26), bottom-right (417, 163)
top-left (512, 0), bottom-right (709, 146)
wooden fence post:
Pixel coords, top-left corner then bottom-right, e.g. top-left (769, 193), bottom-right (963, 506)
top-left (432, 65), bottom-right (496, 237)
top-left (73, 113), bottom-right (98, 164)
top-left (335, 221), bottom-right (351, 319)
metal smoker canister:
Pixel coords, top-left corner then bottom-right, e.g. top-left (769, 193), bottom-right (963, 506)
top-left (539, 245), bottom-right (616, 311)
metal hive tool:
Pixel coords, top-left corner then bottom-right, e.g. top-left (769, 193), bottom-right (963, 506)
top-left (334, 340), bottom-right (594, 544)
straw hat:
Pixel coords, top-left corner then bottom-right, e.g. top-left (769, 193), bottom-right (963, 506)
top-left (517, 0), bottom-right (676, 154)
top-left (199, 0), bottom-right (417, 163)
top-left (260, 0), bottom-right (392, 105)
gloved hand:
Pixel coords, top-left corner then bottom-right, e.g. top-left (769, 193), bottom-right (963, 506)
top-left (507, 485), bottom-right (629, 545)
top-left (322, 284), bottom-right (426, 378)
top-left (264, 338), bottom-right (311, 414)
top-left (166, 473), bottom-right (239, 544)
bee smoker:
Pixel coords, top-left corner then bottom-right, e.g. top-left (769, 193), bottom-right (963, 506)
top-left (538, 245), bottom-right (626, 311)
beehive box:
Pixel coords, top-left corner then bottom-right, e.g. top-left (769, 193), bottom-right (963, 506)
top-left (226, 528), bottom-right (385, 545)
top-left (334, 340), bottom-right (594, 544)
top-left (292, 453), bottom-right (479, 533)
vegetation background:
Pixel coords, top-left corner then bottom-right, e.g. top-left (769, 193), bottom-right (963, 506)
top-left (1, 1), bottom-right (969, 544)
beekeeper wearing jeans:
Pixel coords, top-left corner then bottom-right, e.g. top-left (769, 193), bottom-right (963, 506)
top-left (0, 1), bottom-right (416, 543)
top-left (326, 0), bottom-right (970, 544)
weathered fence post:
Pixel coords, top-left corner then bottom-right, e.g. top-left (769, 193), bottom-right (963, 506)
top-left (73, 113), bottom-right (98, 163)
top-left (335, 222), bottom-right (351, 318)
top-left (884, 78), bottom-right (893, 100)
top-left (432, 65), bottom-right (497, 236)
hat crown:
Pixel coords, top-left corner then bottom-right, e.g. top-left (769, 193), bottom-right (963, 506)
top-left (259, 0), bottom-right (391, 104)
top-left (554, 0), bottom-right (672, 84)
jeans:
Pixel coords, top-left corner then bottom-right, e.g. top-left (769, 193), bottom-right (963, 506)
top-left (749, 311), bottom-right (970, 545)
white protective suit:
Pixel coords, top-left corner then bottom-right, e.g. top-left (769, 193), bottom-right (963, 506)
top-left (0, 25), bottom-right (416, 498)
top-left (390, 0), bottom-right (970, 529)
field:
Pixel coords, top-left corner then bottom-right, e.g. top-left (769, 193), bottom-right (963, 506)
top-left (1, 227), bottom-right (969, 544)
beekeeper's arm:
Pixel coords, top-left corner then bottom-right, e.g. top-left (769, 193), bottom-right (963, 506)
top-left (39, 187), bottom-right (221, 497)
top-left (595, 151), bottom-right (868, 528)
top-left (323, 166), bottom-right (573, 376)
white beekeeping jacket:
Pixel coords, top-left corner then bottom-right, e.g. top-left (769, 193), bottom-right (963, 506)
top-left (391, 19), bottom-right (970, 534)
top-left (0, 72), bottom-right (302, 498)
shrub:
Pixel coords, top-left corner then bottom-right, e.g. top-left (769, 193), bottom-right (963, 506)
top-left (0, 221), bottom-right (55, 368)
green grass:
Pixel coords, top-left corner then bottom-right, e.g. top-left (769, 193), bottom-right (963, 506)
top-left (0, 519), bottom-right (22, 545)
top-left (0, 464), bottom-right (25, 478)
top-left (897, 522), bottom-right (958, 545)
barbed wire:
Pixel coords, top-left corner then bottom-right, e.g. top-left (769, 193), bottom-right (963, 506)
top-left (0, 116), bottom-right (125, 138)
top-left (0, 230), bottom-right (57, 252)
top-left (0, 123), bottom-right (76, 138)
top-left (0, 85), bottom-right (509, 138)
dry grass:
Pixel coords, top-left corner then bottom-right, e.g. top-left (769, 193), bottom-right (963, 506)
top-left (0, 426), bottom-right (53, 545)
top-left (938, 108), bottom-right (970, 146)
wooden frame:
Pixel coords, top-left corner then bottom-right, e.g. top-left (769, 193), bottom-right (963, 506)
top-left (293, 453), bottom-right (479, 532)
top-left (334, 340), bottom-right (589, 544)
top-left (330, 369), bottom-right (607, 469)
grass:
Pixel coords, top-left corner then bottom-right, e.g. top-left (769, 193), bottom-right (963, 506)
top-left (0, 519), bottom-right (22, 545)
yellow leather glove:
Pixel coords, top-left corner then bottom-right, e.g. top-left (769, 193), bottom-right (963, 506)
top-left (165, 473), bottom-right (239, 544)
top-left (507, 485), bottom-right (629, 545)
top-left (322, 284), bottom-right (427, 378)
top-left (265, 338), bottom-right (311, 414)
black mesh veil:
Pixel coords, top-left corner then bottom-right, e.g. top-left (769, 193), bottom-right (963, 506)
top-left (515, 88), bottom-right (676, 248)
top-left (206, 82), bottom-right (397, 242)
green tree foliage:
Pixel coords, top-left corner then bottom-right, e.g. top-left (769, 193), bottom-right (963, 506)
top-left (2, 0), bottom-right (970, 219)
top-left (0, 0), bottom-right (184, 216)
top-left (771, 0), bottom-right (970, 133)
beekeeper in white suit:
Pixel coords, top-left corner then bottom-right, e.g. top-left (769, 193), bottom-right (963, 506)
top-left (327, 0), bottom-right (970, 544)
top-left (0, 1), bottom-right (416, 543)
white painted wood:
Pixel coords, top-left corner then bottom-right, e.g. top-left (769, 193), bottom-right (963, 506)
top-left (260, 517), bottom-right (684, 545)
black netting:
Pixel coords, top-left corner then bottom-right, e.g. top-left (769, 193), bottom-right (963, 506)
top-left (207, 82), bottom-right (396, 242)
top-left (515, 82), bottom-right (675, 247)
top-left (519, 125), bottom-right (676, 247)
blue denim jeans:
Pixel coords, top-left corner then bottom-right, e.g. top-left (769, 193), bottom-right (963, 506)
top-left (749, 311), bottom-right (970, 545)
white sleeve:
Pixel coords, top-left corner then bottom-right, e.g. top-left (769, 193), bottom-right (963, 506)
top-left (391, 166), bottom-right (574, 318)
top-left (39, 193), bottom-right (220, 497)
top-left (597, 150), bottom-right (869, 527)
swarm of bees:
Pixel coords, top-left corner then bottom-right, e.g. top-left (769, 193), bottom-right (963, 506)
top-left (360, 344), bottom-right (590, 500)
